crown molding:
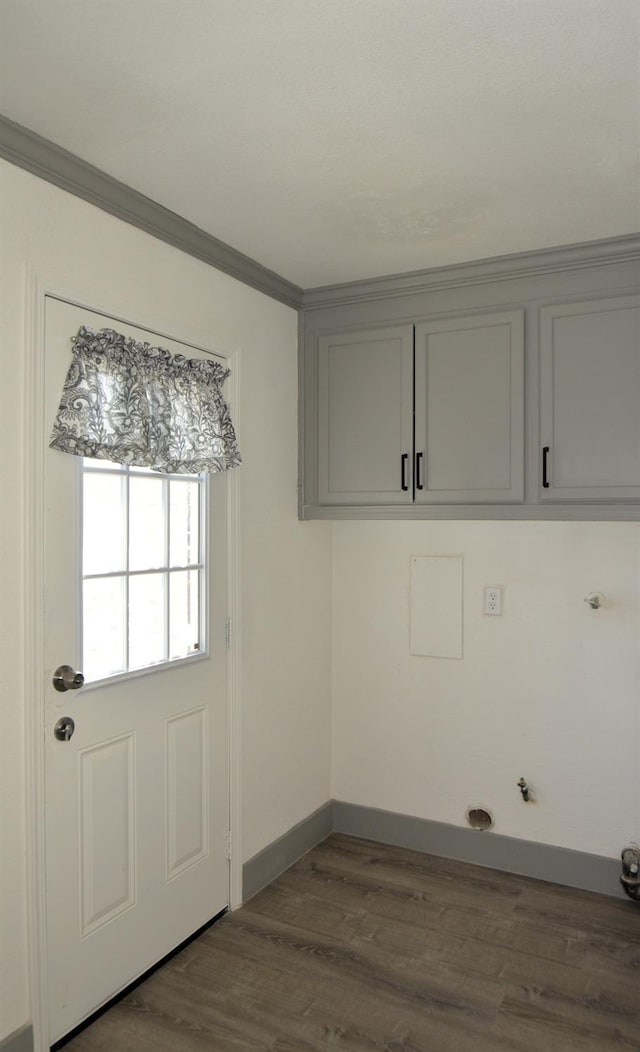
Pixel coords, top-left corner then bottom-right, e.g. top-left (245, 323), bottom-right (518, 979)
top-left (2, 113), bottom-right (638, 313)
top-left (0, 113), bottom-right (303, 310)
top-left (301, 233), bottom-right (640, 310)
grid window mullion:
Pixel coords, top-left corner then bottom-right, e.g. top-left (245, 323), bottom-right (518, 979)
top-left (83, 564), bottom-right (204, 581)
top-left (81, 462), bottom-right (207, 684)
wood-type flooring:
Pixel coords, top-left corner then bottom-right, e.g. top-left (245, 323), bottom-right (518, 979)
top-left (65, 833), bottom-right (640, 1051)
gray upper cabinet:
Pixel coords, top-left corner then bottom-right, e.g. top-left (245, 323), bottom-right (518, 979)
top-left (317, 326), bottom-right (414, 504)
top-left (414, 311), bottom-right (524, 503)
top-left (315, 312), bottom-right (523, 506)
top-left (301, 241), bottom-right (640, 520)
top-left (540, 296), bottom-right (640, 501)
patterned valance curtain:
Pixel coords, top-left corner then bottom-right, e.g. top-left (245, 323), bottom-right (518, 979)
top-left (50, 326), bottom-right (242, 474)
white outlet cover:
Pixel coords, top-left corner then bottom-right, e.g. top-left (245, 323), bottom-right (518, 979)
top-left (484, 586), bottom-right (503, 616)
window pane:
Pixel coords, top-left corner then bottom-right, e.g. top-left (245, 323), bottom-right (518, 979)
top-left (129, 574), bottom-right (166, 669)
top-left (170, 481), bottom-right (200, 566)
top-left (83, 576), bottom-right (126, 681)
top-left (129, 477), bottom-right (166, 571)
top-left (83, 472), bottom-right (126, 576)
top-left (170, 570), bottom-right (201, 659)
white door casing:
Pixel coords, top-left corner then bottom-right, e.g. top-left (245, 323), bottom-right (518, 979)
top-left (24, 285), bottom-right (241, 1048)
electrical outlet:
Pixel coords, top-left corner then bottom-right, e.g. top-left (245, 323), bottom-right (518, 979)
top-left (484, 586), bottom-right (503, 616)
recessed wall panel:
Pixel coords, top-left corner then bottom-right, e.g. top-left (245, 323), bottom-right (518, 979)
top-left (166, 707), bottom-right (209, 880)
top-left (410, 555), bottom-right (463, 659)
top-left (79, 733), bottom-right (136, 937)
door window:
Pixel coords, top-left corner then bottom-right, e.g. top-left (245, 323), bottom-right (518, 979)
top-left (81, 459), bottom-right (206, 683)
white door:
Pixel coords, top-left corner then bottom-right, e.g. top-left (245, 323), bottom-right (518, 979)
top-left (43, 297), bottom-right (230, 1043)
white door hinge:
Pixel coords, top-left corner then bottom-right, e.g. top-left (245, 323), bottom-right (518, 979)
top-left (225, 829), bottom-right (232, 861)
top-left (225, 617), bottom-right (232, 649)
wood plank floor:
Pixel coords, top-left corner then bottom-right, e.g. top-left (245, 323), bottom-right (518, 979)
top-left (65, 834), bottom-right (640, 1051)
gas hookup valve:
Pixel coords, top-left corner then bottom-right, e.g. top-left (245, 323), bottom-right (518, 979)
top-left (620, 846), bottom-right (640, 902)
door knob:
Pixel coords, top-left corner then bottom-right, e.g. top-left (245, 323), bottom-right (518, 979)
top-left (53, 664), bottom-right (84, 692)
top-left (54, 716), bottom-right (75, 741)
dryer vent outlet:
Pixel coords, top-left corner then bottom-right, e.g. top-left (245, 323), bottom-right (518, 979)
top-left (466, 807), bottom-right (493, 831)
top-left (620, 846), bottom-right (640, 901)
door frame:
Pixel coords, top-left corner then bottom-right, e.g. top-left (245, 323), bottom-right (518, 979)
top-left (23, 269), bottom-right (243, 1052)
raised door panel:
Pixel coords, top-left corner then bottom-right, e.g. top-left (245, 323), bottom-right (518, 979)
top-left (317, 326), bottom-right (414, 504)
top-left (414, 310), bottom-right (524, 503)
top-left (166, 707), bottom-right (208, 881)
top-left (79, 734), bottom-right (136, 937)
top-left (540, 296), bottom-right (640, 500)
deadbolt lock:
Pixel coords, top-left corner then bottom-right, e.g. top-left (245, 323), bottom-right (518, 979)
top-left (54, 716), bottom-right (75, 742)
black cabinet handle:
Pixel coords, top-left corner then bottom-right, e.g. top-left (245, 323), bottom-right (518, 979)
top-left (542, 446), bottom-right (550, 489)
top-left (401, 453), bottom-right (409, 491)
top-left (416, 451), bottom-right (424, 491)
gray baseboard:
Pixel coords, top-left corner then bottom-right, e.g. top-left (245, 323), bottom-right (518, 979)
top-left (243, 799), bottom-right (625, 903)
top-left (242, 801), bottom-right (334, 902)
top-left (0, 1026), bottom-right (33, 1052)
top-left (333, 800), bottom-right (625, 900)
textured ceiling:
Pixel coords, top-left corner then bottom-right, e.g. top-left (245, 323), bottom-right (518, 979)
top-left (0, 0), bottom-right (638, 288)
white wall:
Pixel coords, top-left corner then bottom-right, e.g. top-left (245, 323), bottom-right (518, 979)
top-left (0, 160), bottom-right (332, 1040)
top-left (332, 520), bottom-right (640, 858)
top-left (3, 155), bottom-right (638, 1045)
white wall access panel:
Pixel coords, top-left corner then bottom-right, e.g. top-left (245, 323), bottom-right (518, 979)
top-left (410, 555), bottom-right (463, 659)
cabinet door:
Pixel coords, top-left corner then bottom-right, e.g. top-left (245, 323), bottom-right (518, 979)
top-left (414, 310), bottom-right (524, 503)
top-left (540, 296), bottom-right (640, 500)
top-left (317, 326), bottom-right (414, 504)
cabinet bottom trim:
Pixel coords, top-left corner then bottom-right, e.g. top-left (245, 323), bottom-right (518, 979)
top-left (302, 504), bottom-right (640, 522)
